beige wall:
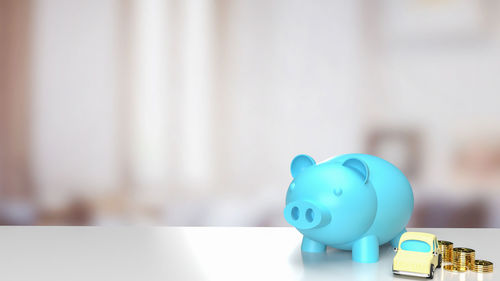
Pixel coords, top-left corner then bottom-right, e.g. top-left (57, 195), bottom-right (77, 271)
top-left (0, 0), bottom-right (32, 200)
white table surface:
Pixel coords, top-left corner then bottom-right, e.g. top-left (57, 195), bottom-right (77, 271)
top-left (0, 227), bottom-right (497, 281)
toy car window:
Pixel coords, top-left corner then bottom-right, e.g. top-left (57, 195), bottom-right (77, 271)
top-left (400, 240), bottom-right (431, 252)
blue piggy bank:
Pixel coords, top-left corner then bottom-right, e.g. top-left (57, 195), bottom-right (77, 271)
top-left (284, 153), bottom-right (413, 263)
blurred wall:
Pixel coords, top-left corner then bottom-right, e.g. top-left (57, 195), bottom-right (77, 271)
top-left (32, 0), bottom-right (121, 209)
top-left (0, 0), bottom-right (34, 224)
top-left (0, 0), bottom-right (499, 226)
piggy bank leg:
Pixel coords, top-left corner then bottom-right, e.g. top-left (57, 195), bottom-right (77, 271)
top-left (301, 236), bottom-right (326, 253)
top-left (352, 235), bottom-right (379, 263)
top-left (390, 228), bottom-right (407, 248)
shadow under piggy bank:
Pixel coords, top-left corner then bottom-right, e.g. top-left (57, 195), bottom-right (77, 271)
top-left (299, 244), bottom-right (397, 281)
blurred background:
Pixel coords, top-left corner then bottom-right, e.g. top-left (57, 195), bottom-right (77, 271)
top-left (1, 0), bottom-right (500, 227)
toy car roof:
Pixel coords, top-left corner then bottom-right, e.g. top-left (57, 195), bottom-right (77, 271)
top-left (399, 232), bottom-right (437, 244)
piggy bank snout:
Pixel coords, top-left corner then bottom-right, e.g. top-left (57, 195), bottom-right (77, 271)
top-left (284, 201), bottom-right (331, 230)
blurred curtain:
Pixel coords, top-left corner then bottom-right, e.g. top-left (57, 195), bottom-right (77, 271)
top-left (24, 0), bottom-right (362, 225)
top-left (126, 0), bottom-right (362, 224)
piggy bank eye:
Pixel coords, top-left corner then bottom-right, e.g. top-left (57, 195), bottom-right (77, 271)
top-left (333, 187), bottom-right (343, 197)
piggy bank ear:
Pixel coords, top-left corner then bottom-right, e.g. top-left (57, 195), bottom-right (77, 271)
top-left (343, 158), bottom-right (369, 183)
top-left (291, 154), bottom-right (316, 178)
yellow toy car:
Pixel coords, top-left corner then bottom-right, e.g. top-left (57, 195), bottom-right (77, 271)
top-left (393, 232), bottom-right (442, 279)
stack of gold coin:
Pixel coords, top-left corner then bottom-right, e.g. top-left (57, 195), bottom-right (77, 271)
top-left (453, 247), bottom-right (475, 271)
top-left (438, 240), bottom-right (453, 262)
top-left (471, 260), bottom-right (494, 273)
top-left (444, 264), bottom-right (466, 272)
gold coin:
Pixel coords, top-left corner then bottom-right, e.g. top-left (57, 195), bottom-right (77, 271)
top-left (471, 260), bottom-right (493, 273)
top-left (453, 247), bottom-right (475, 270)
top-left (444, 264), bottom-right (467, 272)
top-left (438, 240), bottom-right (454, 262)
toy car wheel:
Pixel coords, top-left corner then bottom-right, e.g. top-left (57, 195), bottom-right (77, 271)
top-left (428, 264), bottom-right (434, 279)
top-left (437, 254), bottom-right (442, 268)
